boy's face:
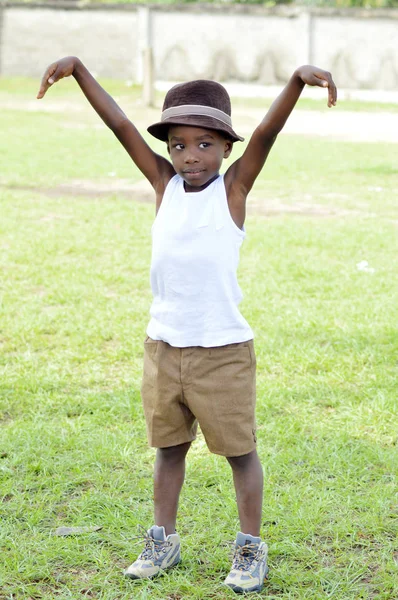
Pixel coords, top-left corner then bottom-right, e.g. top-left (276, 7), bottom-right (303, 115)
top-left (167, 126), bottom-right (232, 192)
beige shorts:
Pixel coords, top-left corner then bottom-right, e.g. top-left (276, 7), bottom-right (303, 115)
top-left (141, 337), bottom-right (257, 457)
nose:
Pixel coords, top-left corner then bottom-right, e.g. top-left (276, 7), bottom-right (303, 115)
top-left (184, 149), bottom-right (199, 163)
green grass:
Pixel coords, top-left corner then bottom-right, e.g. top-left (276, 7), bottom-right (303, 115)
top-left (1, 78), bottom-right (397, 599)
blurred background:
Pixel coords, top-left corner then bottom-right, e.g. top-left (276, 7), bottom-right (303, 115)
top-left (1, 0), bottom-right (397, 96)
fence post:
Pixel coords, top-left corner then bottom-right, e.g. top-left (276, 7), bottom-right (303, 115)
top-left (138, 5), bottom-right (154, 107)
top-left (298, 8), bottom-right (315, 67)
top-left (0, 7), bottom-right (4, 75)
top-left (308, 10), bottom-right (315, 65)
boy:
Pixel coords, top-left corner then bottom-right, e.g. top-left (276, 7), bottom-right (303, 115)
top-left (37, 57), bottom-right (336, 594)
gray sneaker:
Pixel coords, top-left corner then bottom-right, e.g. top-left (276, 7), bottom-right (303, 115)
top-left (124, 525), bottom-right (181, 580)
top-left (224, 532), bottom-right (269, 594)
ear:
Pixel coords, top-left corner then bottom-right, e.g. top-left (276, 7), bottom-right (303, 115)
top-left (166, 143), bottom-right (171, 155)
top-left (223, 140), bottom-right (233, 158)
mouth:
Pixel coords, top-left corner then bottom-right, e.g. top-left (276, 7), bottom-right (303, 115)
top-left (183, 169), bottom-right (205, 175)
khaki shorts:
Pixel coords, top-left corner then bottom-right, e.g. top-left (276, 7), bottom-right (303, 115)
top-left (141, 337), bottom-right (257, 457)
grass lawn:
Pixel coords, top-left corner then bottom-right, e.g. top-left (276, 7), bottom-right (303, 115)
top-left (0, 77), bottom-right (397, 599)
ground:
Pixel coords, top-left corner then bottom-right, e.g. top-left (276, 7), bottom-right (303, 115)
top-left (1, 87), bottom-right (397, 218)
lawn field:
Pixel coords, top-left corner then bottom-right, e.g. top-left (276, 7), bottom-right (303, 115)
top-left (0, 77), bottom-right (397, 599)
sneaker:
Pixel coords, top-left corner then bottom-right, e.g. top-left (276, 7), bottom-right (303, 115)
top-left (224, 532), bottom-right (269, 594)
top-left (124, 525), bottom-right (181, 580)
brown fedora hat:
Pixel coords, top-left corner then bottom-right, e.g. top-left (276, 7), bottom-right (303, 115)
top-left (147, 80), bottom-right (244, 143)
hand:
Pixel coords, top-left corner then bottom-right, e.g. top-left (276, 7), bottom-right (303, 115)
top-left (37, 56), bottom-right (78, 99)
top-left (296, 65), bottom-right (337, 108)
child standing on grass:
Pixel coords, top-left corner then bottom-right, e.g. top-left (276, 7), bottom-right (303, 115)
top-left (38, 57), bottom-right (336, 594)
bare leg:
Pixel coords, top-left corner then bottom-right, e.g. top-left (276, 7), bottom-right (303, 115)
top-left (154, 441), bottom-right (191, 536)
top-left (227, 449), bottom-right (263, 537)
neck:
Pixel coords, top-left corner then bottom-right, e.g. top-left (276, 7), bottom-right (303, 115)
top-left (183, 173), bottom-right (219, 193)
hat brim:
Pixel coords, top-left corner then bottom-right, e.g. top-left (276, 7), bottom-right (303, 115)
top-left (147, 114), bottom-right (244, 143)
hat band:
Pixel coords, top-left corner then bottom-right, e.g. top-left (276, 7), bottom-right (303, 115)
top-left (161, 104), bottom-right (232, 127)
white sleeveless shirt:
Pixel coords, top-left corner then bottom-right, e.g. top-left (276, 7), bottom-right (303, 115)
top-left (146, 174), bottom-right (253, 347)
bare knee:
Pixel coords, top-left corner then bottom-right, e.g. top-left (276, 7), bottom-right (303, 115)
top-left (227, 449), bottom-right (258, 471)
top-left (157, 442), bottom-right (191, 466)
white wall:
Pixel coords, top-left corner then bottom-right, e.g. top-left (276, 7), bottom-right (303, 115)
top-left (1, 7), bottom-right (138, 79)
top-left (314, 15), bottom-right (398, 90)
top-left (1, 4), bottom-right (397, 90)
top-left (152, 11), bottom-right (310, 83)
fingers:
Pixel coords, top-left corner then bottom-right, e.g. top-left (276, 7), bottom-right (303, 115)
top-left (311, 75), bottom-right (329, 88)
top-left (318, 71), bottom-right (337, 108)
top-left (36, 63), bottom-right (59, 99)
top-left (301, 66), bottom-right (337, 108)
top-left (327, 76), bottom-right (337, 108)
top-left (309, 72), bottom-right (337, 108)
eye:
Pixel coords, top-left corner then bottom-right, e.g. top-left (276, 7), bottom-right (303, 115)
top-left (199, 142), bottom-right (210, 149)
top-left (175, 143), bottom-right (184, 150)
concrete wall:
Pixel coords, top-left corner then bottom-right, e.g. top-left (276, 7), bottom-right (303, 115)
top-left (152, 10), bottom-right (311, 84)
top-left (1, 5), bottom-right (138, 79)
top-left (314, 14), bottom-right (398, 90)
top-left (1, 3), bottom-right (398, 90)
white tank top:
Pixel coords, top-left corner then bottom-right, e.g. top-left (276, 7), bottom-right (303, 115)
top-left (146, 174), bottom-right (253, 347)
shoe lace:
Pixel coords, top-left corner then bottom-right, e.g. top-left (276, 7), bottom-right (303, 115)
top-left (134, 526), bottom-right (172, 561)
top-left (232, 542), bottom-right (259, 571)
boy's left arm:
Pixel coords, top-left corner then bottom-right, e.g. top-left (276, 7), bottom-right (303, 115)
top-left (225, 66), bottom-right (337, 221)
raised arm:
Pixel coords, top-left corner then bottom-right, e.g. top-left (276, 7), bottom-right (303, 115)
top-left (225, 66), bottom-right (337, 224)
top-left (37, 57), bottom-right (174, 192)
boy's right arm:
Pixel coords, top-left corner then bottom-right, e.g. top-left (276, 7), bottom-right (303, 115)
top-left (37, 56), bottom-right (175, 194)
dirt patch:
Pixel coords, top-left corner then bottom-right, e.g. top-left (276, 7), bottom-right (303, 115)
top-left (247, 198), bottom-right (358, 218)
top-left (1, 179), bottom-right (377, 220)
top-left (4, 93), bottom-right (398, 143)
top-left (254, 108), bottom-right (398, 144)
top-left (2, 179), bottom-right (154, 202)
